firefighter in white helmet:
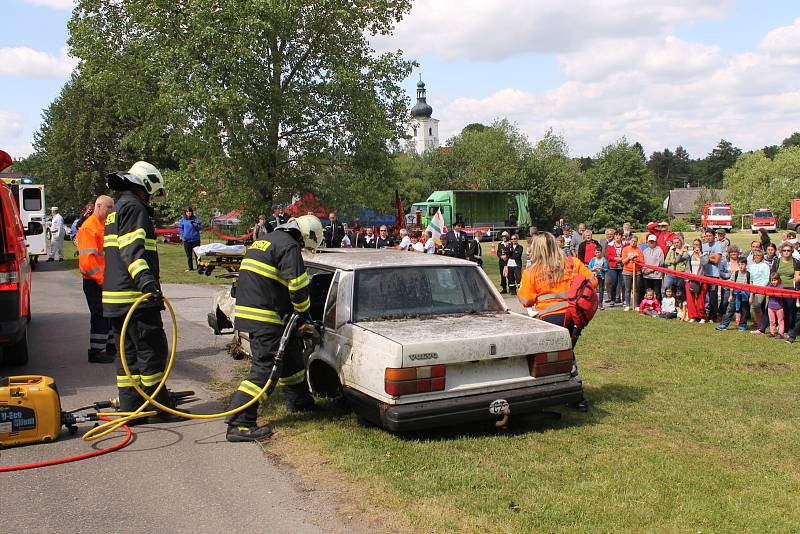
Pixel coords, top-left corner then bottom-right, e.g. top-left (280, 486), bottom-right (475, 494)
top-left (225, 215), bottom-right (324, 442)
top-left (103, 161), bottom-right (180, 423)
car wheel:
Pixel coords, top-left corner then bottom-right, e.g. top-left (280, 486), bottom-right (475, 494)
top-left (4, 330), bottom-right (30, 366)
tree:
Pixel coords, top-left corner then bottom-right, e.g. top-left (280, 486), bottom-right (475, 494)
top-left (782, 132), bottom-right (800, 149)
top-left (724, 146), bottom-right (800, 225)
top-left (14, 72), bottom-right (175, 215)
top-left (69, 0), bottom-right (415, 213)
top-left (522, 129), bottom-right (587, 227)
top-left (585, 138), bottom-right (656, 229)
top-left (704, 139), bottom-right (742, 187)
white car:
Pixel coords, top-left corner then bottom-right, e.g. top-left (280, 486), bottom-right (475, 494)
top-left (210, 249), bottom-right (582, 431)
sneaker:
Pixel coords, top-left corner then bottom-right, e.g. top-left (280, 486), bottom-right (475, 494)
top-left (715, 324), bottom-right (727, 331)
top-left (738, 325), bottom-right (746, 332)
top-left (88, 351), bottom-right (114, 364)
top-left (608, 301), bottom-right (616, 307)
top-left (634, 307), bottom-right (640, 312)
top-left (688, 319), bottom-right (696, 323)
top-left (786, 337), bottom-right (795, 344)
top-left (599, 306), bottom-right (605, 311)
top-left (226, 425), bottom-right (274, 442)
top-left (46, 258), bottom-right (54, 262)
top-left (750, 330), bottom-right (763, 335)
top-left (623, 306), bottom-right (630, 312)
top-left (699, 319), bottom-right (706, 324)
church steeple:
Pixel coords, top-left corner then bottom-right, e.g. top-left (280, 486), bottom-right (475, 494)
top-left (410, 78), bottom-right (433, 118)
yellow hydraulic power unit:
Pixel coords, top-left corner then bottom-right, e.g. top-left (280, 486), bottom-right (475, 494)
top-left (0, 376), bottom-right (62, 447)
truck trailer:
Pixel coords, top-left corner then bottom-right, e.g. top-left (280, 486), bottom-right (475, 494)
top-left (410, 190), bottom-right (531, 237)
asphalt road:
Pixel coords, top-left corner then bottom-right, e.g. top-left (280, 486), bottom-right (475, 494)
top-left (1, 262), bottom-right (364, 534)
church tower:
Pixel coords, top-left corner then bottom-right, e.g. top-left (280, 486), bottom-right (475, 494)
top-left (408, 78), bottom-right (440, 155)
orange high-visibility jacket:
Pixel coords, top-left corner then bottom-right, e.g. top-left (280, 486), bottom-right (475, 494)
top-left (77, 213), bottom-right (106, 285)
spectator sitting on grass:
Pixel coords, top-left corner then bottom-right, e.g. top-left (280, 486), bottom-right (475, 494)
top-left (675, 288), bottom-right (689, 321)
top-left (639, 288), bottom-right (661, 317)
top-left (660, 286), bottom-right (677, 319)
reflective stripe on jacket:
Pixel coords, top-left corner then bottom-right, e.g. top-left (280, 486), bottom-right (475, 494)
top-left (77, 213), bottom-right (105, 285)
top-left (102, 190), bottom-right (160, 317)
top-left (517, 257), bottom-right (595, 318)
top-left (233, 229), bottom-right (310, 334)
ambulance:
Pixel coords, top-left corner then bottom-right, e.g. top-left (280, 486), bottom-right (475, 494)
top-left (0, 152), bottom-right (47, 267)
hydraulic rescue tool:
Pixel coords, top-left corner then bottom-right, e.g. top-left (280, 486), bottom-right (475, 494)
top-left (0, 293), bottom-right (310, 471)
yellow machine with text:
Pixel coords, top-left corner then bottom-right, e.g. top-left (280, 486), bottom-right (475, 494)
top-left (0, 375), bottom-right (62, 447)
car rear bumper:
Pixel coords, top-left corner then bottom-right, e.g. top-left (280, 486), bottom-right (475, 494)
top-left (344, 379), bottom-right (584, 432)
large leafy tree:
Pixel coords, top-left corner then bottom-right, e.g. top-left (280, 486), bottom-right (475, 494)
top-left (704, 139), bottom-right (742, 187)
top-left (724, 146), bottom-right (800, 225)
top-left (69, 0), bottom-right (414, 213)
top-left (585, 138), bottom-right (656, 229)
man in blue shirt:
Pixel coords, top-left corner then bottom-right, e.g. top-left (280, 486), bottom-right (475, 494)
top-left (701, 230), bottom-right (729, 320)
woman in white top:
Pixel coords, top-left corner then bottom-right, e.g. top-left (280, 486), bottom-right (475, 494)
top-left (423, 230), bottom-right (436, 254)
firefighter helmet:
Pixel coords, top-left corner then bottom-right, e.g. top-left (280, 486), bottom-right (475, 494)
top-left (106, 161), bottom-right (165, 198)
top-left (292, 215), bottom-right (324, 251)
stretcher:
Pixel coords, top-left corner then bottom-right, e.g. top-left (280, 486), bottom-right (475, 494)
top-left (193, 243), bottom-right (246, 276)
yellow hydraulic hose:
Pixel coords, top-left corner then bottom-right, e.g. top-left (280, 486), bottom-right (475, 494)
top-left (83, 293), bottom-right (276, 441)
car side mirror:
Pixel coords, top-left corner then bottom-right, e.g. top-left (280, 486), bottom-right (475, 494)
top-left (25, 221), bottom-right (43, 236)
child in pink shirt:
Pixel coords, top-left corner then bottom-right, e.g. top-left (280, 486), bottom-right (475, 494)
top-left (639, 288), bottom-right (662, 317)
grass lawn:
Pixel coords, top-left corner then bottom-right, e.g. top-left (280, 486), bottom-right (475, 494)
top-left (262, 311), bottom-right (800, 533)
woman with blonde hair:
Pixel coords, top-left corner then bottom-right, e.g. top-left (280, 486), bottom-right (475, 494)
top-left (518, 232), bottom-right (596, 411)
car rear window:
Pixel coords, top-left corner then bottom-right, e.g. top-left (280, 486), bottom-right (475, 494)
top-left (353, 266), bottom-right (503, 321)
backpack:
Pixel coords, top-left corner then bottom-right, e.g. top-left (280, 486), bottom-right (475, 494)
top-left (566, 257), bottom-right (599, 329)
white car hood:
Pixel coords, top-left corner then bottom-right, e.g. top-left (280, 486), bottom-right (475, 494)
top-left (357, 313), bottom-right (572, 367)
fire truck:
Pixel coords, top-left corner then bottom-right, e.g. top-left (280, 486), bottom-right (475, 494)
top-left (701, 202), bottom-right (732, 231)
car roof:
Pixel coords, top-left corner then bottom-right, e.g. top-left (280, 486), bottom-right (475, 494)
top-left (302, 248), bottom-right (475, 271)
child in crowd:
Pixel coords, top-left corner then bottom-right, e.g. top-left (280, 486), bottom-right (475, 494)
top-left (639, 288), bottom-right (661, 317)
top-left (766, 272), bottom-right (786, 338)
top-left (588, 246), bottom-right (608, 310)
top-left (660, 286), bottom-right (677, 319)
top-left (675, 288), bottom-right (689, 321)
top-left (717, 259), bottom-right (751, 331)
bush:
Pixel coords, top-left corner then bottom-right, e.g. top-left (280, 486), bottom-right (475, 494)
top-left (670, 218), bottom-right (691, 233)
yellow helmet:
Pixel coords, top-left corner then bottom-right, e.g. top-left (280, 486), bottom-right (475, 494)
top-left (293, 215), bottom-right (324, 251)
top-left (107, 161), bottom-right (165, 198)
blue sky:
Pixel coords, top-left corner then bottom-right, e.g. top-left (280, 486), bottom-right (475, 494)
top-left (2, 0), bottom-right (800, 160)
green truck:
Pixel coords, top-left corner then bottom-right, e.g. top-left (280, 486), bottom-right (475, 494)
top-left (410, 190), bottom-right (531, 237)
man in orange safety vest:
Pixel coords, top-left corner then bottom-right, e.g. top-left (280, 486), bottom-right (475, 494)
top-left (77, 195), bottom-right (116, 363)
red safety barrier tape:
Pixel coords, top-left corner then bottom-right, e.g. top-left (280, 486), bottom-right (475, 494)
top-left (632, 259), bottom-right (800, 299)
top-left (209, 228), bottom-right (253, 241)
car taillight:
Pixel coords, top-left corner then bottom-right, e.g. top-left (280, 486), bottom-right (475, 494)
top-left (385, 365), bottom-right (446, 396)
top-left (528, 350), bottom-right (573, 378)
top-left (0, 260), bottom-right (18, 291)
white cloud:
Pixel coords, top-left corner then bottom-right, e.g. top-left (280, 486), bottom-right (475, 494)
top-left (22, 0), bottom-right (75, 9)
top-left (431, 25), bottom-right (800, 157)
top-left (758, 17), bottom-right (800, 55)
top-left (0, 111), bottom-right (33, 159)
top-left (0, 46), bottom-right (77, 79)
top-left (375, 0), bottom-right (732, 61)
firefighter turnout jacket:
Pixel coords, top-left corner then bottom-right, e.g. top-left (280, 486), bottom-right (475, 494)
top-left (77, 213), bottom-right (106, 285)
top-left (102, 190), bottom-right (161, 318)
top-left (234, 230), bottom-right (310, 333)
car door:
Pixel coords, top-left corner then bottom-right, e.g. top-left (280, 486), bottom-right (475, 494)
top-left (316, 270), bottom-right (354, 382)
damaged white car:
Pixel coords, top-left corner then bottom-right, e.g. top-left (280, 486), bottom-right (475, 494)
top-left (209, 249), bottom-right (582, 431)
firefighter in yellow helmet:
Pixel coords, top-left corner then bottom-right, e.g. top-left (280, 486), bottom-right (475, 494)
top-left (225, 215), bottom-right (324, 442)
top-left (103, 161), bottom-right (180, 423)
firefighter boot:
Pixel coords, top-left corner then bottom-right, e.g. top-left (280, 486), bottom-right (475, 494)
top-left (284, 382), bottom-right (319, 413)
top-left (226, 424), bottom-right (274, 442)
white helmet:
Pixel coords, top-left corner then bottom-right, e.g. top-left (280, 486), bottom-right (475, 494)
top-left (107, 161), bottom-right (165, 198)
top-left (293, 215), bottom-right (324, 252)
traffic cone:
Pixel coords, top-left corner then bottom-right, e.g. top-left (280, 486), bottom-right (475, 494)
top-left (490, 241), bottom-right (497, 255)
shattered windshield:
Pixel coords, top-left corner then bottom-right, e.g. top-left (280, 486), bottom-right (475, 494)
top-left (353, 266), bottom-right (504, 322)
